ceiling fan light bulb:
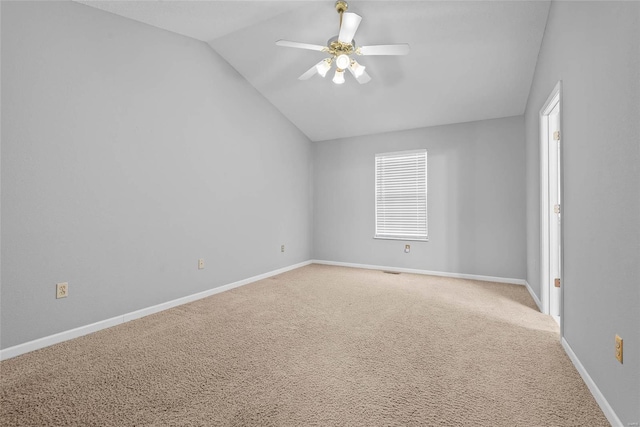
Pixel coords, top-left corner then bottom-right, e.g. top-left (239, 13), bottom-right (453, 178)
top-left (316, 59), bottom-right (331, 78)
top-left (335, 54), bottom-right (350, 70)
top-left (350, 60), bottom-right (366, 78)
top-left (333, 69), bottom-right (345, 84)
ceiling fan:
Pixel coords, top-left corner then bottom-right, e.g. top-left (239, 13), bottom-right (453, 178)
top-left (275, 1), bottom-right (410, 85)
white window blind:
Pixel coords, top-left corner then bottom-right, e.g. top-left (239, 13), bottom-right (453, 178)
top-left (375, 149), bottom-right (427, 241)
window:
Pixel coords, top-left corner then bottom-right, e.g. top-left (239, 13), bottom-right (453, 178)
top-left (375, 149), bottom-right (427, 241)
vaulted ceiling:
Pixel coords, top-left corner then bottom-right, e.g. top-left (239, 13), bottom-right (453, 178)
top-left (78, 1), bottom-right (551, 141)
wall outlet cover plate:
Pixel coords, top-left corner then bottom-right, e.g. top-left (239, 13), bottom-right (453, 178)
top-left (56, 282), bottom-right (68, 299)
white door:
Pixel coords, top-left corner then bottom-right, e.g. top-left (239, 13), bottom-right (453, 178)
top-left (540, 82), bottom-right (562, 326)
top-left (547, 102), bottom-right (561, 322)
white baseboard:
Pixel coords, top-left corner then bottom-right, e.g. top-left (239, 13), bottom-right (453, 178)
top-left (524, 280), bottom-right (543, 312)
top-left (0, 316), bottom-right (125, 362)
top-left (561, 338), bottom-right (623, 427)
top-left (122, 260), bottom-right (311, 323)
top-left (312, 259), bottom-right (527, 286)
top-left (0, 260), bottom-right (312, 361)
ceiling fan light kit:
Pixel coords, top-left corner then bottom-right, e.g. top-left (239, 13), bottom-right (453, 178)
top-left (275, 1), bottom-right (410, 85)
top-left (316, 58), bottom-right (332, 77)
top-left (335, 54), bottom-right (350, 70)
top-left (350, 60), bottom-right (366, 78)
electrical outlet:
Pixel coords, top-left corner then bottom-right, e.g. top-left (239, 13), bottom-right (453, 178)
top-left (281, 245), bottom-right (285, 253)
top-left (404, 244), bottom-right (411, 253)
top-left (615, 335), bottom-right (623, 363)
top-left (198, 259), bottom-right (204, 270)
top-left (56, 282), bottom-right (68, 299)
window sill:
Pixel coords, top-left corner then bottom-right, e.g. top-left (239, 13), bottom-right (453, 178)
top-left (374, 236), bottom-right (428, 242)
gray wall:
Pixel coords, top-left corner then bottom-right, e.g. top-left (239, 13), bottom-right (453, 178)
top-left (524, 1), bottom-right (640, 424)
top-left (1, 1), bottom-right (313, 349)
top-left (313, 117), bottom-right (526, 280)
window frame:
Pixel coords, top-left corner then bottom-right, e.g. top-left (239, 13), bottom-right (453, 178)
top-left (374, 149), bottom-right (428, 242)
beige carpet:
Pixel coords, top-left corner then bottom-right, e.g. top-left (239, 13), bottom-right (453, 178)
top-left (1, 264), bottom-right (608, 426)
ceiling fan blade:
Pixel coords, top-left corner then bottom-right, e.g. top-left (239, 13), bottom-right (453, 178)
top-left (276, 40), bottom-right (326, 52)
top-left (298, 63), bottom-right (320, 80)
top-left (358, 44), bottom-right (410, 56)
top-left (355, 69), bottom-right (372, 84)
top-left (338, 12), bottom-right (362, 43)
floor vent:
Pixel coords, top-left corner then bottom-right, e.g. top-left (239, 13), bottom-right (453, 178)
top-left (383, 271), bottom-right (401, 275)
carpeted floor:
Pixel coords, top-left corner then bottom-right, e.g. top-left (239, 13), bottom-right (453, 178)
top-left (1, 264), bottom-right (608, 426)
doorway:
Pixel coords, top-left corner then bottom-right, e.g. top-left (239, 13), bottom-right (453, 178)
top-left (540, 81), bottom-right (562, 326)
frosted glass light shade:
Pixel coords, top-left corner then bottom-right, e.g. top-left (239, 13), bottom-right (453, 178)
top-left (332, 69), bottom-right (345, 84)
top-left (335, 54), bottom-right (350, 70)
top-left (316, 59), bottom-right (331, 77)
top-left (350, 60), bottom-right (366, 78)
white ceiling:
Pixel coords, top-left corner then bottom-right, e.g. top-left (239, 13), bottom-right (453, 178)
top-left (78, 1), bottom-right (551, 142)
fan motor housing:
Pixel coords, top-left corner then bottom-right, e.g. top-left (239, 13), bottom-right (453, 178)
top-left (328, 37), bottom-right (355, 56)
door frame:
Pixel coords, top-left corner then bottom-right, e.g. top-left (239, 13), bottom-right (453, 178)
top-left (539, 80), bottom-right (563, 330)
